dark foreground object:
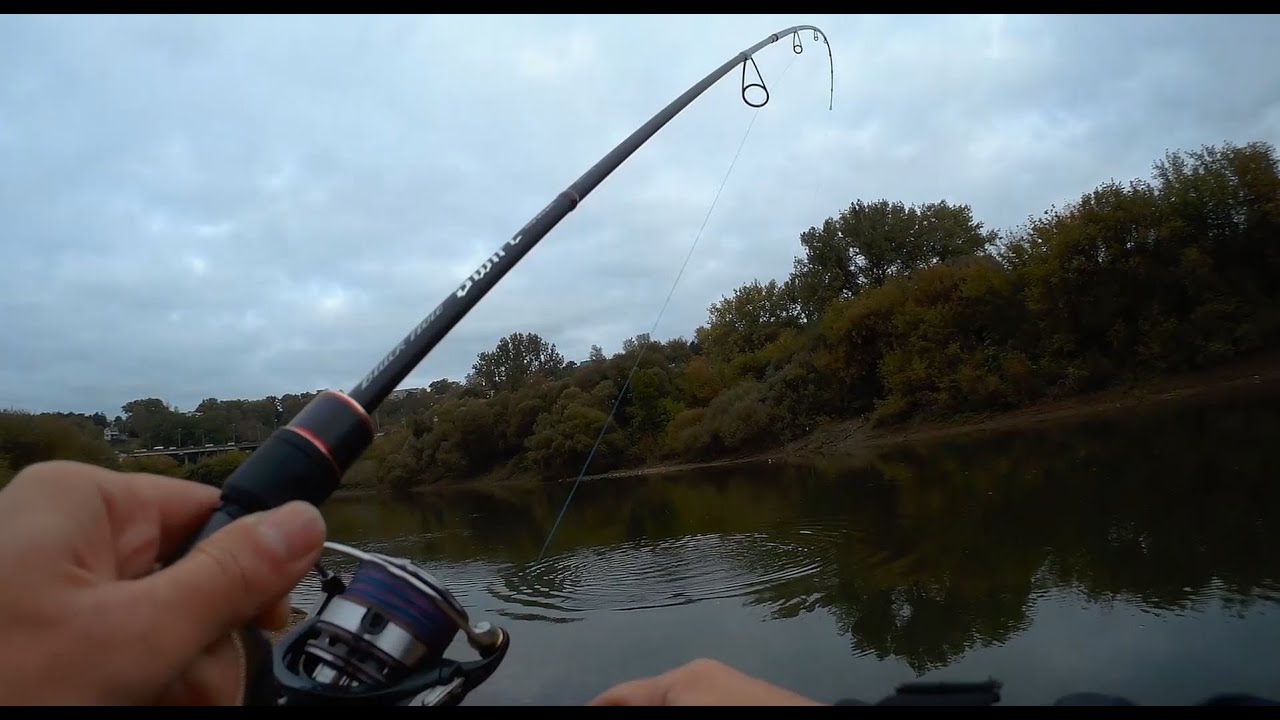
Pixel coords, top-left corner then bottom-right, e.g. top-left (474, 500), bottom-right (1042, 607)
top-left (833, 680), bottom-right (1279, 706)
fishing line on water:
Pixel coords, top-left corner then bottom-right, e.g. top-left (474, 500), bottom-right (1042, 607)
top-left (537, 50), bottom-right (805, 562)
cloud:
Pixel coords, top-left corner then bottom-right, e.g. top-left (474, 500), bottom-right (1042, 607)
top-left (1, 14), bottom-right (1278, 414)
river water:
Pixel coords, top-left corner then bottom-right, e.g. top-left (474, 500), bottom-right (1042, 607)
top-left (292, 385), bottom-right (1280, 705)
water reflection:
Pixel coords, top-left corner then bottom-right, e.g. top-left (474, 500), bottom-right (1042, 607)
top-left (303, 386), bottom-right (1280, 703)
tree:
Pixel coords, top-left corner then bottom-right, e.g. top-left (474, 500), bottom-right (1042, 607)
top-left (467, 332), bottom-right (565, 394)
top-left (788, 199), bottom-right (997, 321)
top-left (121, 398), bottom-right (182, 445)
top-left (621, 333), bottom-right (657, 354)
top-left (279, 392), bottom-right (319, 424)
top-left (626, 367), bottom-right (676, 439)
top-left (413, 396), bottom-right (508, 481)
top-left (589, 344), bottom-right (607, 363)
top-left (120, 455), bottom-right (182, 477)
top-left (184, 451), bottom-right (249, 487)
top-left (429, 378), bottom-right (462, 396)
top-left (695, 279), bottom-right (800, 365)
top-left (662, 337), bottom-right (694, 364)
top-left (524, 388), bottom-right (627, 475)
top-left (0, 411), bottom-right (118, 476)
top-left (680, 356), bottom-right (723, 407)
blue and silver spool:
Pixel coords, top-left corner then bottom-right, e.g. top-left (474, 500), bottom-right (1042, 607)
top-left (345, 560), bottom-right (459, 663)
top-left (296, 556), bottom-right (463, 688)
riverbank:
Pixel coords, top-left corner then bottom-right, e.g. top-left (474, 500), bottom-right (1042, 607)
top-left (348, 350), bottom-right (1280, 496)
top-left (521, 349), bottom-right (1280, 486)
top-left (784, 350), bottom-right (1280, 458)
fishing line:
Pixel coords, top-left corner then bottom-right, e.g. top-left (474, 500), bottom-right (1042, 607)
top-left (537, 51), bottom-right (805, 562)
top-left (809, 126), bottom-right (834, 216)
top-left (169, 27), bottom-right (833, 708)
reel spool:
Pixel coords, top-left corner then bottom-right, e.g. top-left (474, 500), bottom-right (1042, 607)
top-left (272, 542), bottom-right (509, 706)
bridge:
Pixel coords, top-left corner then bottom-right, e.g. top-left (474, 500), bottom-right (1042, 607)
top-left (123, 441), bottom-right (264, 460)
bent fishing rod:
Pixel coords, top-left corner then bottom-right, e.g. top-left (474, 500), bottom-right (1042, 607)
top-left (171, 24), bottom-right (833, 707)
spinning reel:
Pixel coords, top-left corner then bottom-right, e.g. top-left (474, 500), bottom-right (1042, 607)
top-left (270, 542), bottom-right (509, 706)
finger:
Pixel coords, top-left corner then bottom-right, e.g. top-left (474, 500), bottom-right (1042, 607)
top-left (588, 677), bottom-right (670, 706)
top-left (4, 461), bottom-right (221, 577)
top-left (22, 460), bottom-right (221, 529)
top-left (114, 471), bottom-right (221, 562)
top-left (152, 633), bottom-right (246, 706)
top-left (254, 594), bottom-right (292, 631)
top-left (125, 500), bottom-right (325, 671)
top-left (105, 470), bottom-right (222, 578)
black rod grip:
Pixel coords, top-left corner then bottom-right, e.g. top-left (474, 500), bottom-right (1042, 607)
top-left (156, 389), bottom-right (371, 696)
top-left (175, 390), bottom-right (374, 558)
top-left (162, 391), bottom-right (373, 705)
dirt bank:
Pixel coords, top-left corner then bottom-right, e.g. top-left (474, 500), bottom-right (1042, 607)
top-left (785, 350), bottom-right (1280, 458)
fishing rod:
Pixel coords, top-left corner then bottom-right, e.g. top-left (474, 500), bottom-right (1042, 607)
top-left (171, 23), bottom-right (834, 707)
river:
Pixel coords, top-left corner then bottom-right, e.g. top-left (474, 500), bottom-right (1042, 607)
top-left (292, 385), bottom-right (1280, 705)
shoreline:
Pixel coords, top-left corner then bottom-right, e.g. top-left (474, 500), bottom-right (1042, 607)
top-left (333, 350), bottom-right (1280, 496)
top-left (781, 350), bottom-right (1280, 459)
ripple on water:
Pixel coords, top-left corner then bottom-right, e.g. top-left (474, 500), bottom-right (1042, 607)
top-left (289, 522), bottom-right (846, 622)
top-left (491, 526), bottom-right (842, 618)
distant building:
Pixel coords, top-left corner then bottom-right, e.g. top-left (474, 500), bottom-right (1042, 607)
top-left (387, 387), bottom-right (427, 401)
top-left (103, 425), bottom-right (125, 442)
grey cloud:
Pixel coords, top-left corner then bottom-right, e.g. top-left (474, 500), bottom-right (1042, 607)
top-left (2, 14), bottom-right (1278, 415)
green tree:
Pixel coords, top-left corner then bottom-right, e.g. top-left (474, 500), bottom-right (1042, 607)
top-left (467, 332), bottom-right (566, 394)
top-left (789, 199), bottom-right (997, 321)
top-left (679, 356), bottom-right (723, 408)
top-left (0, 411), bottom-right (118, 475)
top-left (429, 378), bottom-right (462, 396)
top-left (695, 279), bottom-right (800, 368)
top-left (183, 451), bottom-right (249, 487)
top-left (120, 454), bottom-right (183, 477)
top-left (621, 333), bottom-right (656, 355)
top-left (626, 367), bottom-right (677, 443)
top-left (524, 388), bottom-right (627, 476)
top-left (121, 398), bottom-right (179, 444)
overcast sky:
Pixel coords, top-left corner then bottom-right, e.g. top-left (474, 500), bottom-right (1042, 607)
top-left (2, 14), bottom-right (1278, 416)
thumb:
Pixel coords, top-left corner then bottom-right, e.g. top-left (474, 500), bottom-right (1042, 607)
top-left (133, 501), bottom-right (326, 668)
